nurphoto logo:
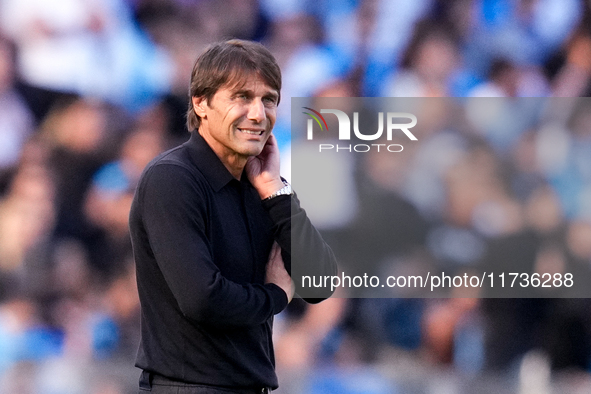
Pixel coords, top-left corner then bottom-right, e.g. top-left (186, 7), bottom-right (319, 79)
top-left (302, 107), bottom-right (418, 152)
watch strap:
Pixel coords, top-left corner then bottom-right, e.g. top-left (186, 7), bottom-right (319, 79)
top-left (264, 180), bottom-right (293, 200)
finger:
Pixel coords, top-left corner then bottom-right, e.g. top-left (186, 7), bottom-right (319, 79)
top-left (271, 242), bottom-right (281, 259)
top-left (262, 134), bottom-right (278, 152)
top-left (267, 242), bottom-right (280, 264)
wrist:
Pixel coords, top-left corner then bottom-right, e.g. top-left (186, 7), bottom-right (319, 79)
top-left (262, 179), bottom-right (293, 201)
top-left (257, 178), bottom-right (287, 199)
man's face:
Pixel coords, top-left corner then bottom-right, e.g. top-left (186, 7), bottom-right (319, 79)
top-left (193, 73), bottom-right (279, 162)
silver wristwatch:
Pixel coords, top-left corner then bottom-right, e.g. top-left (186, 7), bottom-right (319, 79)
top-left (264, 180), bottom-right (293, 200)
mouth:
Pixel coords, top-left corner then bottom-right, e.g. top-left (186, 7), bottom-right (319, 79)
top-left (237, 128), bottom-right (265, 136)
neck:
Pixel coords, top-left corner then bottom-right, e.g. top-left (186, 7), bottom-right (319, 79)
top-left (198, 130), bottom-right (246, 180)
top-left (222, 153), bottom-right (247, 180)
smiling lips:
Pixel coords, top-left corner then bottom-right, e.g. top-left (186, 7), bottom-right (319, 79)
top-left (237, 128), bottom-right (265, 136)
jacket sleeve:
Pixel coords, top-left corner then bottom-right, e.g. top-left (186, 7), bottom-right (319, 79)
top-left (263, 191), bottom-right (338, 302)
top-left (138, 163), bottom-right (288, 328)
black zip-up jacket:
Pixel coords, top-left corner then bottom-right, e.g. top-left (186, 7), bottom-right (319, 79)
top-left (129, 131), bottom-right (336, 389)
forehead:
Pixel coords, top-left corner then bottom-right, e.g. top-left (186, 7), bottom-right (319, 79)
top-left (220, 71), bottom-right (278, 95)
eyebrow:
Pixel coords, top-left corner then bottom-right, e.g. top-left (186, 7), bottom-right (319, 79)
top-left (232, 88), bottom-right (279, 102)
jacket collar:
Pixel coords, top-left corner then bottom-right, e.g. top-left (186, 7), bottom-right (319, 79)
top-left (184, 131), bottom-right (236, 192)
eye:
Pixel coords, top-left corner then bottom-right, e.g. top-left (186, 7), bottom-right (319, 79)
top-left (263, 96), bottom-right (277, 106)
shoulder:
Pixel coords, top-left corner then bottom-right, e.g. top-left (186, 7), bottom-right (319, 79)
top-left (136, 144), bottom-right (209, 204)
top-left (144, 144), bottom-right (195, 176)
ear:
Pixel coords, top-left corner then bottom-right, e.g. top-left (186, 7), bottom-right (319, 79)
top-left (192, 96), bottom-right (208, 118)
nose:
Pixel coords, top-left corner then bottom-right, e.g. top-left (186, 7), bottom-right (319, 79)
top-left (247, 99), bottom-right (266, 123)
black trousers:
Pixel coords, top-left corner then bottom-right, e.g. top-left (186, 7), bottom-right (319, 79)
top-left (139, 371), bottom-right (271, 394)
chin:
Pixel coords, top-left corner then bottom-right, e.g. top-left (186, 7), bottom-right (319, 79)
top-left (240, 144), bottom-right (265, 157)
top-left (246, 148), bottom-right (264, 157)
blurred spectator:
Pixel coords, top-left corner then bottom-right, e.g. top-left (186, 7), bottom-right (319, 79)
top-left (464, 0), bottom-right (582, 75)
top-left (546, 100), bottom-right (591, 220)
top-left (39, 97), bottom-right (123, 273)
top-left (0, 34), bottom-right (34, 181)
top-left (469, 58), bottom-right (520, 97)
top-left (385, 20), bottom-right (462, 97)
top-left (0, 160), bottom-right (56, 298)
top-left (84, 127), bottom-right (165, 278)
top-left (266, 12), bottom-right (338, 150)
top-left (319, 0), bottom-right (432, 96)
top-left (0, 298), bottom-right (60, 377)
top-left (0, 0), bottom-right (172, 111)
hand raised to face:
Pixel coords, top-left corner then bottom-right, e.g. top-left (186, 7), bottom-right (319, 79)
top-left (245, 134), bottom-right (285, 199)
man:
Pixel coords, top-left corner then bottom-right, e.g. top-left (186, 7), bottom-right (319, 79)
top-left (129, 39), bottom-right (337, 393)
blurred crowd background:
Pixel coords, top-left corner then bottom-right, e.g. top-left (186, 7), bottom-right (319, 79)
top-left (1, 0), bottom-right (591, 393)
